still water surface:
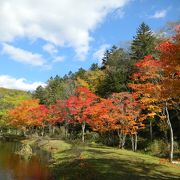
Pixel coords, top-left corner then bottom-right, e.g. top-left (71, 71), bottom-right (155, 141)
top-left (0, 141), bottom-right (54, 180)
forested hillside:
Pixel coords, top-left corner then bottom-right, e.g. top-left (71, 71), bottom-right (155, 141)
top-left (0, 87), bottom-right (31, 131)
top-left (0, 23), bottom-right (179, 164)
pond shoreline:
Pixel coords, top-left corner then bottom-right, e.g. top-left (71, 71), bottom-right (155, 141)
top-left (0, 134), bottom-right (26, 142)
top-left (0, 139), bottom-right (54, 180)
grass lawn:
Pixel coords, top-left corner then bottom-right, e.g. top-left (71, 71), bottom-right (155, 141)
top-left (27, 139), bottom-right (180, 180)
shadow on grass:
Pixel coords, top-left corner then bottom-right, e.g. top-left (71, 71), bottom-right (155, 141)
top-left (51, 147), bottom-right (180, 180)
top-left (51, 158), bottom-right (180, 180)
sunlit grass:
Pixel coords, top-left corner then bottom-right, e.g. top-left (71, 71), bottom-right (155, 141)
top-left (31, 139), bottom-right (180, 179)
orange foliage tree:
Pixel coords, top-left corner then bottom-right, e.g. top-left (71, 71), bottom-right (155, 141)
top-left (48, 100), bottom-right (68, 136)
top-left (128, 54), bottom-right (162, 141)
top-left (29, 104), bottom-right (49, 136)
top-left (85, 98), bottom-right (117, 133)
top-left (156, 26), bottom-right (180, 162)
top-left (85, 92), bottom-right (145, 150)
top-left (129, 26), bottom-right (180, 161)
top-left (110, 92), bottom-right (145, 151)
top-left (8, 99), bottom-right (49, 136)
top-left (66, 86), bottom-right (99, 142)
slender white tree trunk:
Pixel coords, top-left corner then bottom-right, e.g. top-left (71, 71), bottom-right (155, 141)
top-left (122, 134), bottom-right (126, 148)
top-left (131, 134), bottom-right (137, 152)
top-left (41, 127), bottom-right (45, 136)
top-left (134, 134), bottom-right (137, 151)
top-left (64, 122), bottom-right (68, 138)
top-left (117, 130), bottom-right (122, 148)
top-left (52, 126), bottom-right (55, 135)
top-left (150, 120), bottom-right (153, 141)
top-left (82, 122), bottom-right (86, 142)
top-left (165, 102), bottom-right (174, 163)
top-left (131, 135), bottom-right (134, 151)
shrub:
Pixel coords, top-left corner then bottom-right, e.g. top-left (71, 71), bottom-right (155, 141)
top-left (85, 131), bottom-right (100, 142)
top-left (147, 139), bottom-right (169, 157)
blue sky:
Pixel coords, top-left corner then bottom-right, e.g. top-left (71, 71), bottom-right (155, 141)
top-left (0, 0), bottom-right (179, 90)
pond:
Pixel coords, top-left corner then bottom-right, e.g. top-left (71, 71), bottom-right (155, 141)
top-left (0, 141), bottom-right (54, 180)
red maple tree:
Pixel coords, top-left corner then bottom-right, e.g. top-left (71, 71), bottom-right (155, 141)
top-left (66, 86), bottom-right (99, 142)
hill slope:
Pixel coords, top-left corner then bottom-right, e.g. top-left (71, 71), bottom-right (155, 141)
top-left (26, 139), bottom-right (180, 179)
top-left (0, 87), bottom-right (31, 109)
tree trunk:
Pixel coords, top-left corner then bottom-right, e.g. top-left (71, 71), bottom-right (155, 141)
top-left (131, 135), bottom-right (134, 151)
top-left (117, 130), bottom-right (126, 149)
top-left (82, 122), bottom-right (86, 142)
top-left (41, 127), bottom-right (45, 136)
top-left (117, 130), bottom-right (122, 148)
top-left (52, 126), bottom-right (55, 135)
top-left (122, 134), bottom-right (126, 148)
top-left (64, 123), bottom-right (68, 138)
top-left (8, 128), bottom-right (11, 134)
top-left (49, 125), bottom-right (52, 135)
top-left (131, 134), bottom-right (137, 152)
top-left (165, 102), bottom-right (174, 163)
top-left (150, 120), bottom-right (153, 141)
top-left (108, 132), bottom-right (112, 145)
top-left (23, 129), bottom-right (27, 137)
top-left (134, 134), bottom-right (137, 152)
top-left (29, 126), bottom-right (34, 135)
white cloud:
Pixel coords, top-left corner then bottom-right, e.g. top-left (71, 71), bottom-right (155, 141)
top-left (2, 43), bottom-right (46, 66)
top-left (52, 56), bottom-right (65, 63)
top-left (43, 43), bottom-right (58, 55)
top-left (42, 43), bottom-right (65, 63)
top-left (93, 44), bottom-right (110, 64)
top-left (0, 0), bottom-right (129, 60)
top-left (150, 9), bottom-right (167, 19)
top-left (112, 8), bottom-right (125, 19)
top-left (0, 75), bottom-right (46, 91)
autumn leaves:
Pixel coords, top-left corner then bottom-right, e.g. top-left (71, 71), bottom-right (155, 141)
top-left (7, 26), bottom-right (180, 161)
top-left (8, 87), bottom-right (145, 147)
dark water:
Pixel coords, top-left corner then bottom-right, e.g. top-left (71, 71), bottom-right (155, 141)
top-left (0, 141), bottom-right (54, 180)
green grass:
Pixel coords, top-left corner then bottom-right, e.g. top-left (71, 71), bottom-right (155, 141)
top-left (30, 139), bottom-right (180, 180)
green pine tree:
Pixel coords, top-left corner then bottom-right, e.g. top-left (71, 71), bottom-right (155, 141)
top-left (98, 47), bottom-right (132, 97)
top-left (32, 85), bottom-right (47, 104)
top-left (130, 22), bottom-right (156, 61)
